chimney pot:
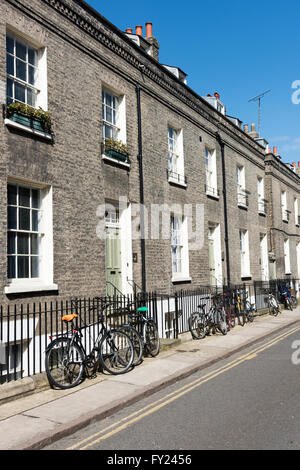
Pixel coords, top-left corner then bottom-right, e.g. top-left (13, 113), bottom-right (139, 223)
top-left (145, 22), bottom-right (152, 38)
top-left (214, 92), bottom-right (220, 100)
top-left (135, 25), bottom-right (143, 36)
top-left (244, 124), bottom-right (249, 133)
top-left (126, 28), bottom-right (133, 34)
top-left (251, 123), bottom-right (256, 132)
top-left (293, 162), bottom-right (296, 167)
top-left (273, 146), bottom-right (278, 155)
top-left (298, 161), bottom-right (300, 168)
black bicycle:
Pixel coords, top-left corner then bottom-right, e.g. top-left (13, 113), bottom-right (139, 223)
top-left (120, 303), bottom-right (160, 358)
top-left (188, 296), bottom-right (227, 340)
top-left (45, 300), bottom-right (135, 390)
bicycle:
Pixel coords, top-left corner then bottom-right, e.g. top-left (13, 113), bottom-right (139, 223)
top-left (188, 296), bottom-right (228, 340)
top-left (235, 290), bottom-right (255, 325)
top-left (264, 290), bottom-right (281, 316)
top-left (278, 285), bottom-right (297, 311)
top-left (124, 305), bottom-right (160, 358)
top-left (45, 300), bottom-right (135, 390)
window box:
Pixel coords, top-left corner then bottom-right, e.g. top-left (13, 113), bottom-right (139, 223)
top-left (4, 104), bottom-right (52, 138)
top-left (105, 147), bottom-right (129, 163)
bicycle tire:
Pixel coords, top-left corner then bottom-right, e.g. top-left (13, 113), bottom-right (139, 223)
top-left (286, 298), bottom-right (293, 311)
top-left (217, 308), bottom-right (228, 335)
top-left (229, 306), bottom-right (236, 328)
top-left (98, 329), bottom-right (134, 375)
top-left (292, 296), bottom-right (298, 309)
top-left (245, 301), bottom-right (255, 323)
top-left (188, 312), bottom-right (207, 340)
top-left (45, 337), bottom-right (85, 390)
top-left (237, 307), bottom-right (245, 326)
top-left (144, 319), bottom-right (160, 357)
top-left (269, 298), bottom-right (279, 316)
top-left (120, 324), bottom-right (143, 366)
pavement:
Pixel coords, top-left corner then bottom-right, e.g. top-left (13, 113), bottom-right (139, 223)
top-left (1, 307), bottom-right (300, 450)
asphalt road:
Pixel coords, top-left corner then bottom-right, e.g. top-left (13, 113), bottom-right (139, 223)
top-left (44, 327), bottom-right (300, 451)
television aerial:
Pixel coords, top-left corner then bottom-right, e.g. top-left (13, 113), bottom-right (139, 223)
top-left (248, 89), bottom-right (271, 136)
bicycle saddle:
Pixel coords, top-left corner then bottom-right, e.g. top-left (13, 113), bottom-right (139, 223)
top-left (62, 314), bottom-right (78, 322)
top-left (137, 307), bottom-right (148, 312)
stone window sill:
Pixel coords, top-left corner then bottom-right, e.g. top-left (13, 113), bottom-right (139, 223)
top-left (5, 283), bottom-right (58, 294)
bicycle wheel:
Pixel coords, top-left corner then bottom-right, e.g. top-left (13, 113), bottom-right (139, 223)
top-left (292, 296), bottom-right (298, 309)
top-left (269, 298), bottom-right (279, 316)
top-left (98, 329), bottom-right (134, 375)
top-left (229, 306), bottom-right (236, 329)
top-left (286, 298), bottom-right (293, 311)
top-left (217, 308), bottom-right (228, 335)
top-left (237, 306), bottom-right (245, 326)
top-left (188, 312), bottom-right (207, 340)
top-left (245, 301), bottom-right (255, 323)
top-left (120, 325), bottom-right (143, 366)
top-left (45, 337), bottom-right (85, 390)
top-left (144, 319), bottom-right (160, 357)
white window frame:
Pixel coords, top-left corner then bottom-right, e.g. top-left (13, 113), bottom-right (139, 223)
top-left (284, 238), bottom-right (291, 274)
top-left (170, 214), bottom-right (190, 282)
top-left (6, 32), bottom-right (47, 110)
top-left (5, 180), bottom-right (57, 294)
top-left (240, 230), bottom-right (251, 278)
top-left (102, 88), bottom-right (126, 144)
top-left (281, 191), bottom-right (288, 222)
top-left (257, 177), bottom-right (266, 215)
top-left (236, 165), bottom-right (247, 208)
top-left (205, 148), bottom-right (218, 198)
top-left (294, 198), bottom-right (299, 226)
top-left (168, 126), bottom-right (185, 185)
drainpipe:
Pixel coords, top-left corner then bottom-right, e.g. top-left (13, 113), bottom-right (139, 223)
top-left (216, 132), bottom-right (231, 286)
top-left (136, 84), bottom-right (146, 293)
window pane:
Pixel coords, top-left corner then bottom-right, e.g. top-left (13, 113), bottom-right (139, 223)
top-left (31, 189), bottom-right (40, 209)
top-left (17, 233), bottom-right (29, 254)
top-left (106, 106), bottom-right (112, 124)
top-left (16, 58), bottom-right (27, 81)
top-left (27, 87), bottom-right (37, 107)
top-left (6, 53), bottom-right (14, 76)
top-left (32, 210), bottom-right (39, 232)
top-left (31, 257), bottom-right (39, 278)
top-left (31, 234), bottom-right (39, 255)
top-left (16, 41), bottom-right (26, 61)
top-left (8, 232), bottom-right (16, 255)
top-left (7, 78), bottom-right (13, 100)
top-left (19, 187), bottom-right (30, 207)
top-left (6, 36), bottom-right (14, 54)
top-left (15, 82), bottom-right (25, 103)
top-left (7, 256), bottom-right (16, 279)
top-left (19, 208), bottom-right (30, 230)
top-left (17, 256), bottom-right (29, 278)
top-left (7, 185), bottom-right (17, 205)
top-left (28, 48), bottom-right (37, 66)
top-left (28, 65), bottom-right (37, 86)
top-left (8, 206), bottom-right (17, 230)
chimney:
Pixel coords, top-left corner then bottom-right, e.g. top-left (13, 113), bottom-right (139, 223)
top-left (145, 22), bottom-right (159, 61)
top-left (273, 146), bottom-right (278, 155)
top-left (214, 92), bottom-right (220, 101)
top-left (126, 28), bottom-right (133, 34)
top-left (244, 124), bottom-right (249, 133)
top-left (298, 161), bottom-right (300, 167)
top-left (145, 22), bottom-right (152, 38)
top-left (248, 123), bottom-right (259, 139)
top-left (135, 25), bottom-right (143, 36)
top-left (293, 162), bottom-right (296, 167)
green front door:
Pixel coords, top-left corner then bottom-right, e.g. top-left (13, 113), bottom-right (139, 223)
top-left (106, 226), bottom-right (122, 296)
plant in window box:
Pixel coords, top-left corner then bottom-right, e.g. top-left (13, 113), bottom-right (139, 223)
top-left (104, 138), bottom-right (129, 162)
top-left (6, 102), bottom-right (52, 134)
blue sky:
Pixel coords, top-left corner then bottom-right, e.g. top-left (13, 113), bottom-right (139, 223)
top-left (87, 0), bottom-right (300, 165)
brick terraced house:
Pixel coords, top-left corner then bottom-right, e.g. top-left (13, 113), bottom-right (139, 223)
top-left (0, 0), bottom-right (299, 305)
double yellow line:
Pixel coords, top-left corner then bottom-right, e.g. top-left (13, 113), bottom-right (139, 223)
top-left (67, 325), bottom-right (300, 450)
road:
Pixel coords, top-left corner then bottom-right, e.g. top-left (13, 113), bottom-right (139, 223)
top-left (44, 327), bottom-right (300, 451)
